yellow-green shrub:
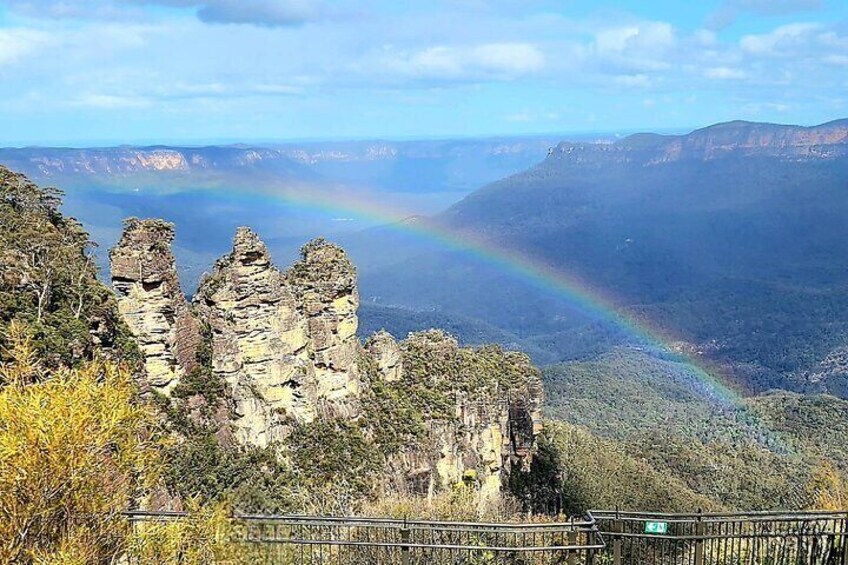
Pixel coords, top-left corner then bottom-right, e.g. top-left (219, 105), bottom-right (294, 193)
top-left (125, 500), bottom-right (258, 564)
top-left (0, 321), bottom-right (159, 563)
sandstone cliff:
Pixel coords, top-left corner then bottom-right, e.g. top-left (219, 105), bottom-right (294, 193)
top-left (368, 330), bottom-right (544, 499)
top-left (548, 118), bottom-right (848, 167)
top-left (111, 220), bottom-right (542, 498)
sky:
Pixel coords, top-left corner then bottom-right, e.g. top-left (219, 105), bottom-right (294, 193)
top-left (0, 0), bottom-right (846, 146)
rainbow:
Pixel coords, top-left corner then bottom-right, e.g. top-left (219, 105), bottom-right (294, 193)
top-left (205, 180), bottom-right (748, 409)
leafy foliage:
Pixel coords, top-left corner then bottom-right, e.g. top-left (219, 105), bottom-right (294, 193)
top-left (126, 500), bottom-right (257, 564)
top-left (512, 422), bottom-right (717, 514)
top-left (541, 350), bottom-right (848, 511)
top-left (0, 322), bottom-right (158, 564)
top-left (0, 166), bottom-right (138, 367)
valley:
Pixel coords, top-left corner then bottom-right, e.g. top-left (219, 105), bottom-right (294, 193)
top-left (3, 119), bottom-right (848, 523)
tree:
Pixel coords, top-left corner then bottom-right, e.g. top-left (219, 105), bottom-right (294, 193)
top-left (806, 460), bottom-right (848, 511)
top-left (0, 165), bottom-right (135, 366)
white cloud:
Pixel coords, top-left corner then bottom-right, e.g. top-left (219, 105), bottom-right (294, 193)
top-left (824, 54), bottom-right (848, 66)
top-left (382, 42), bottom-right (545, 80)
top-left (592, 22), bottom-right (676, 72)
top-left (504, 110), bottom-right (559, 123)
top-left (71, 93), bottom-right (152, 108)
top-left (693, 29), bottom-right (718, 47)
top-left (742, 101), bottom-right (791, 114)
top-left (740, 23), bottom-right (821, 55)
top-left (0, 28), bottom-right (52, 66)
top-left (594, 22), bottom-right (675, 54)
top-left (704, 66), bottom-right (747, 79)
top-left (613, 74), bottom-right (652, 87)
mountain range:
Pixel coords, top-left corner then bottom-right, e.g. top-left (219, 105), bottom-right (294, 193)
top-left (352, 119), bottom-right (848, 397)
top-left (5, 120), bottom-right (848, 514)
top-left (3, 120), bottom-right (848, 400)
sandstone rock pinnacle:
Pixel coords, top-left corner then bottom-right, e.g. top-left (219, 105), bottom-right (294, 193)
top-left (109, 218), bottom-right (200, 394)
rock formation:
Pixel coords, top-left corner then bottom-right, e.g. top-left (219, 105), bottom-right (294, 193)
top-left (365, 331), bottom-right (403, 383)
top-left (287, 238), bottom-right (362, 417)
top-left (111, 220), bottom-right (542, 497)
top-left (110, 218), bottom-right (200, 394)
top-left (192, 227), bottom-right (316, 447)
top-left (380, 331), bottom-right (544, 499)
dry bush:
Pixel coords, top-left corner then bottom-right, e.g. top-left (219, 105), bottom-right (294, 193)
top-left (362, 485), bottom-right (523, 522)
top-left (0, 321), bottom-right (159, 563)
top-left (806, 460), bottom-right (848, 510)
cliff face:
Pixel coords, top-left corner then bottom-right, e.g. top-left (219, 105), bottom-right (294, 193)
top-left (287, 239), bottom-right (363, 418)
top-left (373, 331), bottom-right (544, 500)
top-left (109, 218), bottom-right (200, 394)
top-left (547, 119), bottom-right (848, 167)
top-left (192, 228), bottom-right (315, 447)
top-left (192, 229), bottom-right (363, 447)
top-left (111, 221), bottom-right (542, 497)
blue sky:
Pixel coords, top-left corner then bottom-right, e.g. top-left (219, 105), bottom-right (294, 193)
top-left (0, 0), bottom-right (846, 145)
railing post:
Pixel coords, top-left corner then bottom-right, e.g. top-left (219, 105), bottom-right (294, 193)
top-left (842, 515), bottom-right (848, 565)
top-left (694, 508), bottom-right (705, 565)
top-left (567, 518), bottom-right (578, 565)
top-left (401, 517), bottom-right (410, 565)
top-left (613, 508), bottom-right (622, 565)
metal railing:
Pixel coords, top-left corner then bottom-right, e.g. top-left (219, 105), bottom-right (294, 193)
top-left (125, 510), bottom-right (604, 564)
top-left (590, 510), bottom-right (848, 565)
top-left (123, 509), bottom-right (848, 564)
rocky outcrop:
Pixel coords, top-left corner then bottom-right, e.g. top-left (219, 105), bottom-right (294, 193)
top-left (288, 239), bottom-right (362, 417)
top-left (365, 331), bottom-right (403, 382)
top-left (193, 228), bottom-right (315, 447)
top-left (378, 331), bottom-right (544, 500)
top-left (110, 218), bottom-right (200, 394)
top-left (111, 220), bottom-right (542, 497)
top-left (191, 231), bottom-right (363, 447)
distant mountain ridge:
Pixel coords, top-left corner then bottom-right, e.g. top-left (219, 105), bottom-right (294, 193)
top-left (548, 119), bottom-right (848, 167)
top-left (0, 136), bottom-right (563, 195)
top-left (0, 146), bottom-right (315, 178)
top-left (353, 118), bottom-right (848, 397)
top-left (0, 134), bottom-right (564, 293)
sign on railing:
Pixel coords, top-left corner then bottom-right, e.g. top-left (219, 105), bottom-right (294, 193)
top-left (644, 521), bottom-right (668, 534)
top-left (591, 509), bottom-right (848, 565)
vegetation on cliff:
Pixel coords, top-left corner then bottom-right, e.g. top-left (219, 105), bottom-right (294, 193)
top-left (0, 165), bottom-right (137, 366)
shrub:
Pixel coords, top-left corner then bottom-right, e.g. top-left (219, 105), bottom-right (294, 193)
top-left (0, 322), bottom-right (159, 563)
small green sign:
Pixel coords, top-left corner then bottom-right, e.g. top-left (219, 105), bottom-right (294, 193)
top-left (644, 521), bottom-right (668, 534)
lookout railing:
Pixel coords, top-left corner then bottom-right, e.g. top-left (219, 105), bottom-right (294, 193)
top-left (592, 509), bottom-right (848, 565)
top-left (124, 509), bottom-right (848, 564)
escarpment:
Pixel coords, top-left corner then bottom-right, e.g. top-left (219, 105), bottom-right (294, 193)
top-left (111, 220), bottom-right (543, 498)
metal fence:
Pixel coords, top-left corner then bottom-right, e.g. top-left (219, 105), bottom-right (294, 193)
top-left (125, 511), bottom-right (604, 564)
top-left (124, 510), bottom-right (848, 564)
top-left (590, 510), bottom-right (848, 565)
